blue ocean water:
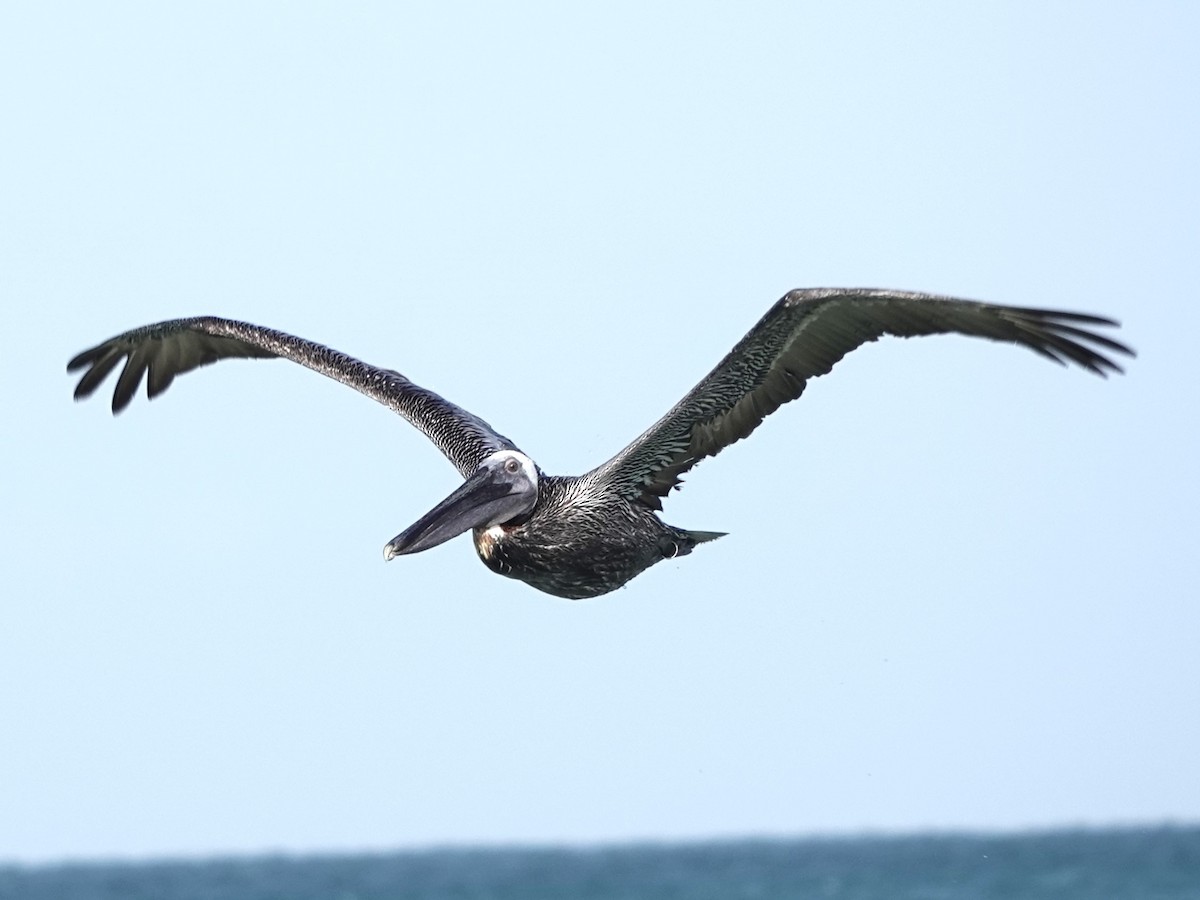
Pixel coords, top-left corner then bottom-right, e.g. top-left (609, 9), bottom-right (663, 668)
top-left (1, 825), bottom-right (1197, 900)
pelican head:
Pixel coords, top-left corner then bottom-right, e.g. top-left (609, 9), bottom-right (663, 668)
top-left (383, 450), bottom-right (539, 560)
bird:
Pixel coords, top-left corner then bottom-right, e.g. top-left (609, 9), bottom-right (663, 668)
top-left (68, 287), bottom-right (1132, 599)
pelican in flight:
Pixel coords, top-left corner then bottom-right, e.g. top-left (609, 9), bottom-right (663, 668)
top-left (69, 288), bottom-right (1131, 599)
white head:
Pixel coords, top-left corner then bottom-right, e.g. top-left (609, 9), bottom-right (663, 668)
top-left (383, 450), bottom-right (539, 559)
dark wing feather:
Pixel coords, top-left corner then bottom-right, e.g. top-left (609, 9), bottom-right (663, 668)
top-left (588, 288), bottom-right (1133, 509)
top-left (68, 316), bottom-right (518, 477)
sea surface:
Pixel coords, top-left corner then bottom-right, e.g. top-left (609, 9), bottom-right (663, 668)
top-left (2, 825), bottom-right (1197, 900)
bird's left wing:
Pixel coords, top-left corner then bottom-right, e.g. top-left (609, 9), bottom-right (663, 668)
top-left (587, 288), bottom-right (1133, 509)
top-left (68, 316), bottom-right (518, 477)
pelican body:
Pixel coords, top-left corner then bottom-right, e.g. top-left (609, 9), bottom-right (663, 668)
top-left (68, 288), bottom-right (1132, 599)
top-left (421, 468), bottom-right (722, 600)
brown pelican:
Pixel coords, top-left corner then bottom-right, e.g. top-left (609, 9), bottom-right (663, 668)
top-left (68, 288), bottom-right (1132, 599)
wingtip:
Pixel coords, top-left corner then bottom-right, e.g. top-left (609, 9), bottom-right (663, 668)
top-left (67, 350), bottom-right (95, 375)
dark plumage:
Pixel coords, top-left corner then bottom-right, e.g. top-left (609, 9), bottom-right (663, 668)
top-left (68, 288), bottom-right (1132, 598)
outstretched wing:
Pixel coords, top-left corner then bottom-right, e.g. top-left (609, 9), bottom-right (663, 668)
top-left (68, 316), bottom-right (519, 477)
top-left (588, 288), bottom-right (1133, 509)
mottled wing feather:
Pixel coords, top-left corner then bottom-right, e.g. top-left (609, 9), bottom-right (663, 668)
top-left (590, 288), bottom-right (1133, 509)
top-left (68, 316), bottom-right (518, 477)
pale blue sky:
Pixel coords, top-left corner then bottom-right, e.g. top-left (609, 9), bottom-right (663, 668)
top-left (2, 1), bottom-right (1197, 863)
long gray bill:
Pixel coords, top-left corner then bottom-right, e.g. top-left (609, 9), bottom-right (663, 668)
top-left (383, 467), bottom-right (525, 559)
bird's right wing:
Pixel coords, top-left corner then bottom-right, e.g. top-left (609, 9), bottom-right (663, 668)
top-left (587, 288), bottom-right (1133, 509)
top-left (68, 316), bottom-right (519, 477)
